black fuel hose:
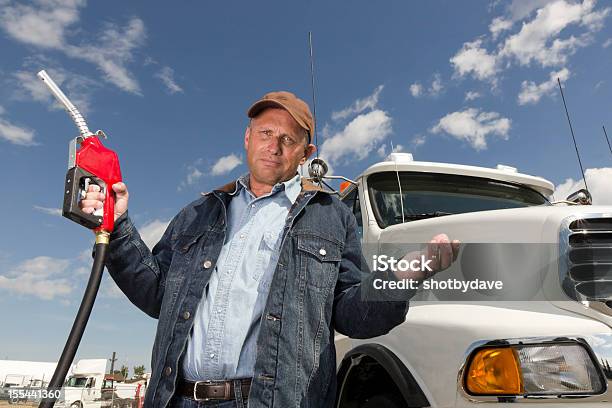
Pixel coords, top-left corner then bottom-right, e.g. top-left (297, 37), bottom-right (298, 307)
top-left (39, 238), bottom-right (108, 408)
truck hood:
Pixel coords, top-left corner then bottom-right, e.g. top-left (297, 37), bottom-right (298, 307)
top-left (378, 204), bottom-right (612, 244)
top-left (376, 204), bottom-right (612, 327)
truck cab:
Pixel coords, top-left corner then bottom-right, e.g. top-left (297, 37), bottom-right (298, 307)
top-left (334, 153), bottom-right (612, 407)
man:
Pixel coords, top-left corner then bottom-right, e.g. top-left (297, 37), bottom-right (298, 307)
top-left (82, 91), bottom-right (459, 407)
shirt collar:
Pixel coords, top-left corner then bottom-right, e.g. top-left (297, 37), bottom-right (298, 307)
top-left (231, 173), bottom-right (302, 205)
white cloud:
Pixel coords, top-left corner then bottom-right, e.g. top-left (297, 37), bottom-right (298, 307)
top-left (409, 82), bottom-right (423, 97)
top-left (377, 143), bottom-right (405, 158)
top-left (178, 158), bottom-right (209, 190)
top-left (490, 17), bottom-right (514, 38)
top-left (77, 248), bottom-right (92, 263)
top-left (581, 0), bottom-right (611, 30)
top-left (430, 74), bottom-right (443, 95)
top-left (101, 276), bottom-right (124, 299)
top-left (489, 0), bottom-right (557, 38)
top-left (518, 67), bottom-right (570, 105)
top-left (13, 66), bottom-right (97, 114)
top-left (0, 256), bottom-right (73, 300)
top-left (392, 143), bottom-right (405, 153)
top-left (139, 219), bottom-right (171, 251)
top-left (553, 167), bottom-right (612, 204)
top-left (412, 134), bottom-right (426, 147)
top-left (465, 91), bottom-right (482, 101)
top-left (603, 38), bottom-right (612, 47)
top-left (13, 70), bottom-right (57, 105)
top-left (155, 66), bottom-right (183, 94)
top-left (0, 0), bottom-right (84, 49)
top-left (186, 167), bottom-right (203, 185)
top-left (507, 0), bottom-right (557, 21)
top-left (0, 1), bottom-right (146, 94)
top-left (409, 74), bottom-right (443, 98)
top-left (451, 0), bottom-right (609, 92)
top-left (211, 153), bottom-right (242, 176)
top-left (331, 85), bottom-right (384, 121)
top-left (0, 113), bottom-right (36, 146)
top-left (33, 205), bottom-right (62, 216)
top-left (450, 39), bottom-right (499, 82)
top-left (67, 18), bottom-right (146, 94)
top-left (320, 110), bottom-right (392, 163)
top-left (431, 108), bottom-right (511, 150)
top-left (500, 0), bottom-right (610, 67)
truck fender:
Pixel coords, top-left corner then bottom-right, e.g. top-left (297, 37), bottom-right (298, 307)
top-left (335, 343), bottom-right (429, 407)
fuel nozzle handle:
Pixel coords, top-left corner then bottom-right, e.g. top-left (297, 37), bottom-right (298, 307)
top-left (37, 70), bottom-right (93, 138)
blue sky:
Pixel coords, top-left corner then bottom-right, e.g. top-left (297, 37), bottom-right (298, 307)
top-left (0, 0), bottom-right (611, 373)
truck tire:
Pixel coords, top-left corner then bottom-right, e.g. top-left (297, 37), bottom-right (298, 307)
top-left (360, 393), bottom-right (405, 408)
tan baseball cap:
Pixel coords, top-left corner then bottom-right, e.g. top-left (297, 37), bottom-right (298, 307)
top-left (247, 91), bottom-right (314, 143)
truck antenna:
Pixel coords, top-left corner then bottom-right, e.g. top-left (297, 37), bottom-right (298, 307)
top-left (603, 125), bottom-right (612, 157)
top-left (308, 33), bottom-right (320, 167)
top-left (305, 32), bottom-right (358, 193)
top-left (557, 77), bottom-right (590, 194)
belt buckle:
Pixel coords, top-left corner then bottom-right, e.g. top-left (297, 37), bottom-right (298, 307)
top-left (193, 380), bottom-right (213, 402)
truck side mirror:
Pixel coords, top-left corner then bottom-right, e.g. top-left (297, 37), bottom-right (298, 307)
top-left (566, 188), bottom-right (592, 205)
top-left (308, 158), bottom-right (329, 182)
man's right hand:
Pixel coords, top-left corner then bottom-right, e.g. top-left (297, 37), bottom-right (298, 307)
top-left (79, 182), bottom-right (129, 223)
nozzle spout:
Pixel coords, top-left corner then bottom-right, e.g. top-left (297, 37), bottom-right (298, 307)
top-left (37, 70), bottom-right (93, 138)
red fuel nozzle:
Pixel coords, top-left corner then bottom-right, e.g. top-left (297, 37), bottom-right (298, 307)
top-left (63, 136), bottom-right (122, 232)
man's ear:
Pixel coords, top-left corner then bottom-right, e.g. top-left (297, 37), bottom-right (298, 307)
top-left (244, 126), bottom-right (250, 150)
top-left (300, 144), bottom-right (317, 165)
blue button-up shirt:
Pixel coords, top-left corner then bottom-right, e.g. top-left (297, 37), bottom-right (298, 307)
top-left (182, 173), bottom-right (302, 380)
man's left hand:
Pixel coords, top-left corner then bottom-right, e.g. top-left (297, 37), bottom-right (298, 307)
top-left (393, 233), bottom-right (460, 281)
top-left (425, 233), bottom-right (461, 275)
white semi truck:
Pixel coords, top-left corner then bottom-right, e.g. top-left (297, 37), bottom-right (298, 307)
top-left (333, 153), bottom-right (611, 407)
top-left (59, 359), bottom-right (143, 408)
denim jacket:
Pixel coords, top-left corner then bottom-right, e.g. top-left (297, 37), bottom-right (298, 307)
top-left (104, 178), bottom-right (412, 408)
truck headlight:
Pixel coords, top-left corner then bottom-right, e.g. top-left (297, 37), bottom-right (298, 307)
top-left (464, 342), bottom-right (605, 396)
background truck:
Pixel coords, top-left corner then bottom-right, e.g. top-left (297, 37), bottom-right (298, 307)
top-left (333, 152), bottom-right (611, 407)
top-left (59, 359), bottom-right (142, 408)
top-left (0, 360), bottom-right (56, 402)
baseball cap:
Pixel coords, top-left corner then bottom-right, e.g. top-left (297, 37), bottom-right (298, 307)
top-left (247, 91), bottom-right (314, 143)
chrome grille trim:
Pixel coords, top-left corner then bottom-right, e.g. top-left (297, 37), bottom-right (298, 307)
top-left (560, 213), bottom-right (612, 313)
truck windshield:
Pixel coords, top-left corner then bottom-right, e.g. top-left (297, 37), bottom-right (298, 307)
top-left (368, 171), bottom-right (550, 228)
top-left (65, 377), bottom-right (88, 387)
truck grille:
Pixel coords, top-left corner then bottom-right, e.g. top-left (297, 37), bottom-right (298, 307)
top-left (565, 218), bottom-right (612, 308)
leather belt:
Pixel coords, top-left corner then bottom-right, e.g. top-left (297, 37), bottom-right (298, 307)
top-left (177, 378), bottom-right (251, 401)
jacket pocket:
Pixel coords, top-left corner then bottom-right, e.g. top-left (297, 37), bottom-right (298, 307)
top-left (168, 230), bottom-right (208, 274)
top-left (172, 231), bottom-right (206, 254)
top-left (296, 232), bottom-right (342, 290)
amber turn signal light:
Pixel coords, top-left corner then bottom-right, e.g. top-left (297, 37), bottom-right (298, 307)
top-left (465, 347), bottom-right (523, 395)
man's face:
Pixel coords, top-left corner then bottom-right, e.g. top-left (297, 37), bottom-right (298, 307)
top-left (245, 107), bottom-right (316, 187)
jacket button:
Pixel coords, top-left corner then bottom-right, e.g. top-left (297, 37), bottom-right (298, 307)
top-left (164, 366), bottom-right (172, 376)
top-left (319, 248), bottom-right (326, 256)
top-left (203, 260), bottom-right (212, 268)
top-left (182, 311), bottom-right (191, 320)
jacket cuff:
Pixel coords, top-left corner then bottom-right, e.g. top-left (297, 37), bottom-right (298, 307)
top-left (110, 210), bottom-right (133, 240)
top-left (91, 211), bottom-right (134, 259)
